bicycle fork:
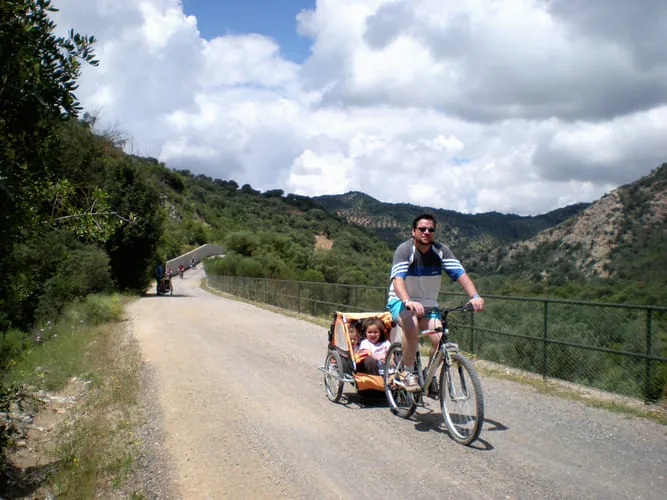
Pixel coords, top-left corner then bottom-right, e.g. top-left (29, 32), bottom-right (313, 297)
top-left (441, 344), bottom-right (470, 402)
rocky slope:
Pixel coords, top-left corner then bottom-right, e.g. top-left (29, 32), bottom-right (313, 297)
top-left (483, 163), bottom-right (667, 279)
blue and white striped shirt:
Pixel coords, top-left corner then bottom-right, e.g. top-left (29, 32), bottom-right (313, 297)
top-left (387, 240), bottom-right (465, 308)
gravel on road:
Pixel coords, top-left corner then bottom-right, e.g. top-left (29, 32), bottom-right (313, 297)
top-left (127, 268), bottom-right (667, 499)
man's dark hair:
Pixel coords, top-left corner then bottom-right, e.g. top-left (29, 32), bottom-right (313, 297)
top-left (412, 213), bottom-right (437, 229)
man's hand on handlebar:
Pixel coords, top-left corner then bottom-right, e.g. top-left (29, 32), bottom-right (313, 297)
top-left (467, 296), bottom-right (484, 312)
top-left (404, 300), bottom-right (425, 317)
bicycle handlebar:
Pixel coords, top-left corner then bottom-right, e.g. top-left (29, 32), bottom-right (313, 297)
top-left (441, 302), bottom-right (474, 314)
top-left (422, 302), bottom-right (474, 318)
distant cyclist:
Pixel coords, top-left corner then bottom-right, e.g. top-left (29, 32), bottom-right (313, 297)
top-left (386, 213), bottom-right (484, 391)
top-left (154, 263), bottom-right (164, 295)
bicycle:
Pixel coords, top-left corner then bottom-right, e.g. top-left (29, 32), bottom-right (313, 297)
top-left (383, 303), bottom-right (484, 445)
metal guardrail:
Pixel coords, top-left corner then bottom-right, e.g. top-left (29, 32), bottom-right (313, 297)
top-left (166, 243), bottom-right (224, 275)
top-left (206, 275), bottom-right (667, 404)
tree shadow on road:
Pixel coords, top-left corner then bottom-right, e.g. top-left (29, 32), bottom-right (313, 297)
top-left (0, 460), bottom-right (61, 499)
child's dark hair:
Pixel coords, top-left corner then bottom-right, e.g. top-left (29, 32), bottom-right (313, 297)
top-left (362, 318), bottom-right (387, 341)
top-left (349, 320), bottom-right (362, 336)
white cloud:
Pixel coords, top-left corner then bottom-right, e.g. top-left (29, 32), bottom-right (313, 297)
top-left (51, 0), bottom-right (667, 216)
top-left (201, 35), bottom-right (299, 88)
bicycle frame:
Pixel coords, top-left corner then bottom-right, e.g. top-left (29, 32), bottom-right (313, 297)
top-left (418, 346), bottom-right (446, 393)
top-left (414, 304), bottom-right (470, 396)
top-left (384, 302), bottom-right (484, 445)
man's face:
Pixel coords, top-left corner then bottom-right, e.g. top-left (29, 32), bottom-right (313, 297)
top-left (412, 218), bottom-right (436, 246)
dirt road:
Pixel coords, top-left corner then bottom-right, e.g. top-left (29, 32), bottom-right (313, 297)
top-left (127, 268), bottom-right (666, 499)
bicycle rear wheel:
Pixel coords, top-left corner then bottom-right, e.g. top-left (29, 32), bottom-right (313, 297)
top-left (440, 352), bottom-right (484, 445)
top-left (384, 343), bottom-right (417, 418)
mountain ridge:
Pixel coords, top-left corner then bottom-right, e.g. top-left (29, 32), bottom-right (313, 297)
top-left (312, 191), bottom-right (591, 263)
top-left (311, 163), bottom-right (667, 293)
top-left (481, 163), bottom-right (667, 282)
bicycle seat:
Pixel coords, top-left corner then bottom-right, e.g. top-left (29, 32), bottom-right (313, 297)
top-left (419, 327), bottom-right (443, 336)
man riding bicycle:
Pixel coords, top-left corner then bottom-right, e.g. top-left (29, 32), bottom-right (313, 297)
top-left (386, 213), bottom-right (484, 391)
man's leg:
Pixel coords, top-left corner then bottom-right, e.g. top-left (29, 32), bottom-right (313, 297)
top-left (387, 299), bottom-right (421, 391)
top-left (423, 316), bottom-right (443, 359)
top-left (396, 312), bottom-right (422, 391)
top-left (397, 310), bottom-right (419, 368)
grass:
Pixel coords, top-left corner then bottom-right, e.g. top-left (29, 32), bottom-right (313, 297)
top-left (1, 294), bottom-right (145, 498)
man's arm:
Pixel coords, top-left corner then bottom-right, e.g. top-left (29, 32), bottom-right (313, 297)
top-left (392, 276), bottom-right (426, 316)
top-left (457, 273), bottom-right (484, 312)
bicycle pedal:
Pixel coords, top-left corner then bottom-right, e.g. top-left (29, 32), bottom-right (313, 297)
top-left (393, 379), bottom-right (422, 393)
top-left (393, 379), bottom-right (406, 388)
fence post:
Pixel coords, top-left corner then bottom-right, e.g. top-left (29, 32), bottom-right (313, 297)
top-left (542, 300), bottom-right (549, 380)
top-left (298, 282), bottom-right (302, 313)
top-left (645, 308), bottom-right (653, 402)
top-left (470, 311), bottom-right (475, 355)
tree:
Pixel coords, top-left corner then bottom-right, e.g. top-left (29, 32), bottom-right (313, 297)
top-left (0, 0), bottom-right (98, 225)
top-left (0, 0), bottom-right (99, 328)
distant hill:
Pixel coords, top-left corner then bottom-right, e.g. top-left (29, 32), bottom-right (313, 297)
top-left (142, 167), bottom-right (395, 286)
top-left (311, 192), bottom-right (589, 265)
top-left (475, 163), bottom-right (667, 285)
top-left (147, 158), bottom-right (665, 303)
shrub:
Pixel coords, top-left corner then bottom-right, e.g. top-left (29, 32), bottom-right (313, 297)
top-left (35, 246), bottom-right (113, 320)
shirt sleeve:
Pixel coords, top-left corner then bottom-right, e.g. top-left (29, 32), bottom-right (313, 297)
top-left (436, 242), bottom-right (465, 281)
top-left (390, 240), bottom-right (413, 280)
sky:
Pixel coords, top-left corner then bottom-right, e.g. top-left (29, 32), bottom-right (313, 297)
top-left (51, 0), bottom-right (667, 216)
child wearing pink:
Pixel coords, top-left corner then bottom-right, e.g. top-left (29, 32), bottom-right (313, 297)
top-left (357, 318), bottom-right (390, 375)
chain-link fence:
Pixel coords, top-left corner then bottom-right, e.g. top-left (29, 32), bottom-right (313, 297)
top-left (207, 275), bottom-right (667, 403)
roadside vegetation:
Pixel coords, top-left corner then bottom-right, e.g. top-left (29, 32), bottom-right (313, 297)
top-left (1, 1), bottom-right (155, 495)
top-left (1, 295), bottom-right (144, 498)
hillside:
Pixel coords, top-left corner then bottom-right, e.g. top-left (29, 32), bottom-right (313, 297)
top-left (311, 192), bottom-right (589, 265)
top-left (476, 164), bottom-right (666, 276)
top-left (308, 165), bottom-right (667, 304)
top-left (146, 159), bottom-right (667, 303)
top-left (141, 165), bottom-right (394, 286)
top-left (466, 163), bottom-right (667, 303)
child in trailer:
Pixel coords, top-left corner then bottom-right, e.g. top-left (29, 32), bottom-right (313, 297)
top-left (348, 320), bottom-right (362, 354)
top-left (357, 318), bottom-right (391, 375)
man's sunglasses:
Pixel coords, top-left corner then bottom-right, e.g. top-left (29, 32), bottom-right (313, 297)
top-left (416, 227), bottom-right (435, 233)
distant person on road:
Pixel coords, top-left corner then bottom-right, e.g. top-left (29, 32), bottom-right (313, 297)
top-left (155, 263), bottom-right (164, 294)
top-left (386, 213), bottom-right (484, 391)
top-left (190, 257), bottom-right (196, 269)
top-left (178, 264), bottom-right (184, 278)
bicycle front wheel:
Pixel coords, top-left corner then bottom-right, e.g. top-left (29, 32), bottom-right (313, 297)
top-left (384, 343), bottom-right (417, 418)
top-left (440, 352), bottom-right (484, 445)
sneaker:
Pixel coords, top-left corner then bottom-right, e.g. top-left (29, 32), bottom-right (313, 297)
top-left (396, 370), bottom-right (421, 392)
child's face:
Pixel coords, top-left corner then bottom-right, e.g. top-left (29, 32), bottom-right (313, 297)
top-left (365, 324), bottom-right (382, 344)
top-left (350, 329), bottom-right (359, 347)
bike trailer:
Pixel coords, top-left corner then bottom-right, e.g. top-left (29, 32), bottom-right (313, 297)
top-left (321, 311), bottom-right (398, 400)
